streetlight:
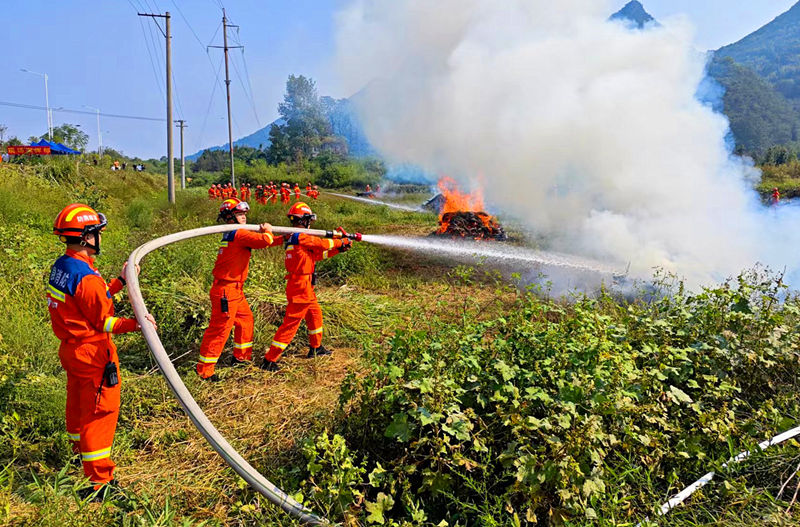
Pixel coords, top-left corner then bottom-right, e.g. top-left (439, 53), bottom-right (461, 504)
top-left (82, 105), bottom-right (102, 157)
top-left (20, 68), bottom-right (52, 141)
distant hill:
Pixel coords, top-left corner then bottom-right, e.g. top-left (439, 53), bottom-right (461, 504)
top-left (710, 1), bottom-right (800, 153)
top-left (715, 1), bottom-right (800, 102)
top-left (188, 94), bottom-right (373, 161)
top-left (707, 56), bottom-right (799, 153)
top-left (609, 1), bottom-right (657, 29)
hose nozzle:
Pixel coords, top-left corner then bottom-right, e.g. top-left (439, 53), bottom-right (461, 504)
top-left (332, 227), bottom-right (362, 241)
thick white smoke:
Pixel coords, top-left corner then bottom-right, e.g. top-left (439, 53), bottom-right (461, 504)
top-left (334, 0), bottom-right (800, 287)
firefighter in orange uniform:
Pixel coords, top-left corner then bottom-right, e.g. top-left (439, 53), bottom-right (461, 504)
top-left (771, 187), bottom-right (781, 206)
top-left (305, 182), bottom-right (312, 195)
top-left (270, 184), bottom-right (279, 204)
top-left (208, 185), bottom-right (216, 200)
top-left (280, 183), bottom-right (291, 204)
top-left (261, 202), bottom-right (359, 371)
top-left (196, 198), bottom-right (282, 380)
top-left (294, 183), bottom-right (301, 201)
top-left (48, 204), bottom-right (156, 495)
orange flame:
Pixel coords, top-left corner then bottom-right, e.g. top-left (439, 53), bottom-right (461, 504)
top-left (437, 177), bottom-right (485, 216)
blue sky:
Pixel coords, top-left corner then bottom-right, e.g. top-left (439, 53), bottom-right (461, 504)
top-left (0, 0), bottom-right (797, 159)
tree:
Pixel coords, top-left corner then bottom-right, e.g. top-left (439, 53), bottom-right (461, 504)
top-left (273, 75), bottom-right (332, 161)
top-left (0, 124), bottom-right (7, 143)
top-left (265, 123), bottom-right (291, 165)
top-left (42, 123), bottom-right (89, 151)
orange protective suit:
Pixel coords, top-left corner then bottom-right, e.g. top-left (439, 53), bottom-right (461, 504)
top-left (208, 187), bottom-right (216, 200)
top-left (264, 233), bottom-right (347, 362)
top-left (294, 186), bottom-right (301, 200)
top-left (197, 229), bottom-right (283, 378)
top-left (47, 249), bottom-right (138, 486)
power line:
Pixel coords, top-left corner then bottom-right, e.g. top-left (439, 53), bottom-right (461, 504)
top-left (134, 2), bottom-right (166, 102)
top-left (197, 56), bottom-right (225, 149)
top-left (231, 51), bottom-right (260, 127)
top-left (0, 100), bottom-right (166, 122)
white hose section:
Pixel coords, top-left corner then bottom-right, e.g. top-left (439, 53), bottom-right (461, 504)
top-left (636, 423), bottom-right (800, 526)
top-left (125, 224), bottom-right (328, 525)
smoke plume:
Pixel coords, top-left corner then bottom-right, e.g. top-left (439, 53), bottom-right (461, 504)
top-left (334, 0), bottom-right (800, 287)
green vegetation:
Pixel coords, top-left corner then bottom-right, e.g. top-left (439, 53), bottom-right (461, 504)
top-left (2, 157), bottom-right (800, 526)
top-left (707, 57), bottom-right (800, 156)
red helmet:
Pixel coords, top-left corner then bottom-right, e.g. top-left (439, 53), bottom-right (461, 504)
top-left (219, 198), bottom-right (249, 221)
top-left (53, 203), bottom-right (108, 253)
top-left (53, 203), bottom-right (106, 237)
top-left (287, 201), bottom-right (316, 221)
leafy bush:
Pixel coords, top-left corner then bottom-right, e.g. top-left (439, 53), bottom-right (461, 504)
top-left (302, 269), bottom-right (800, 525)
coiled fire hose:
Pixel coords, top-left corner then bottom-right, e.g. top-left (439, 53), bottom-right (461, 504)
top-left (125, 223), bottom-right (358, 525)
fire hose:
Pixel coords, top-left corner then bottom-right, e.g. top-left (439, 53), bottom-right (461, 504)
top-left (124, 224), bottom-right (359, 525)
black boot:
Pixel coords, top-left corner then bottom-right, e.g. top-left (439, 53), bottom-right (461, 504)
top-left (226, 355), bottom-right (249, 367)
top-left (199, 372), bottom-right (221, 382)
top-left (77, 479), bottom-right (119, 502)
top-left (259, 359), bottom-right (281, 372)
top-left (307, 345), bottom-right (332, 358)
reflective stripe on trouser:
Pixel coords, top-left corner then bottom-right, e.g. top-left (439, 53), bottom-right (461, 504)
top-left (60, 338), bottom-right (120, 485)
top-left (197, 285), bottom-right (254, 378)
top-left (265, 301), bottom-right (323, 362)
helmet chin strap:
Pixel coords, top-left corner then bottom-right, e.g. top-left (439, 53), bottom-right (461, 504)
top-left (80, 234), bottom-right (101, 255)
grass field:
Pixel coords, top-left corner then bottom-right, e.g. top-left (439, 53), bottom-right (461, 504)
top-left (2, 158), bottom-right (800, 526)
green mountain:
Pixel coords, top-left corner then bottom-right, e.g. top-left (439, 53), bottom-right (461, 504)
top-left (609, 1), bottom-right (657, 29)
top-left (706, 56), bottom-right (799, 154)
top-left (715, 1), bottom-right (800, 101)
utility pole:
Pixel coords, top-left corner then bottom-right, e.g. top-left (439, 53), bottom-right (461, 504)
top-left (83, 105), bottom-right (102, 157)
top-left (209, 9), bottom-right (242, 188)
top-left (138, 11), bottom-right (175, 204)
top-left (176, 120), bottom-right (186, 189)
top-left (21, 69), bottom-right (52, 140)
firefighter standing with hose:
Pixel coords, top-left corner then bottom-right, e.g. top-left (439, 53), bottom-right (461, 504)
top-left (48, 204), bottom-right (157, 497)
top-left (261, 202), bottom-right (359, 371)
top-left (196, 198), bottom-right (283, 381)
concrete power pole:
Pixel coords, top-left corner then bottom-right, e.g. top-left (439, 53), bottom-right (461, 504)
top-left (209, 9), bottom-right (241, 188)
top-left (138, 10), bottom-right (175, 204)
top-left (176, 120), bottom-right (186, 189)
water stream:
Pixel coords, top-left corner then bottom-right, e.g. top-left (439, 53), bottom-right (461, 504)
top-left (362, 234), bottom-right (622, 275)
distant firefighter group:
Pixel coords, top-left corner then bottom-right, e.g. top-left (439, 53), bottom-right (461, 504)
top-left (208, 182), bottom-right (319, 203)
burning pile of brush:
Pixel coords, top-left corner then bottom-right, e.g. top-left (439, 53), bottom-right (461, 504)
top-left (431, 177), bottom-right (507, 241)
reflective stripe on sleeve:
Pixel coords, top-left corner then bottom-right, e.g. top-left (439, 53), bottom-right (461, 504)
top-left (67, 432), bottom-right (81, 441)
top-left (103, 316), bottom-right (119, 332)
top-left (265, 233), bottom-right (274, 244)
top-left (81, 447), bottom-right (112, 461)
top-left (271, 340), bottom-right (289, 350)
top-left (198, 355), bottom-right (219, 364)
top-left (322, 250), bottom-right (329, 259)
top-left (326, 239), bottom-right (334, 249)
top-left (48, 284), bottom-right (66, 302)
top-left (308, 327), bottom-right (323, 335)
top-left (233, 341), bottom-right (253, 349)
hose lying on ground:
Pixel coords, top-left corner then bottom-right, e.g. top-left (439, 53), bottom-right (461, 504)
top-left (125, 224), bottom-right (332, 525)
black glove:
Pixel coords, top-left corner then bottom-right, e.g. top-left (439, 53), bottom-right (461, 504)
top-left (340, 239), bottom-right (353, 252)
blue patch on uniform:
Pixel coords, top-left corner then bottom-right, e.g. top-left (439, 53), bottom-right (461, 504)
top-left (222, 230), bottom-right (237, 242)
top-left (285, 232), bottom-right (300, 248)
top-left (49, 255), bottom-right (98, 297)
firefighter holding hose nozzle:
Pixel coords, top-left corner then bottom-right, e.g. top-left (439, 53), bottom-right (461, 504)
top-left (48, 204), bottom-right (157, 499)
top-left (196, 198), bottom-right (283, 381)
top-left (261, 202), bottom-right (360, 371)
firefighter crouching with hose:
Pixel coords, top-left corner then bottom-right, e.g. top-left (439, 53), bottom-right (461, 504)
top-left (196, 198), bottom-right (283, 381)
top-left (261, 202), bottom-right (360, 371)
top-left (48, 204), bottom-right (157, 498)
